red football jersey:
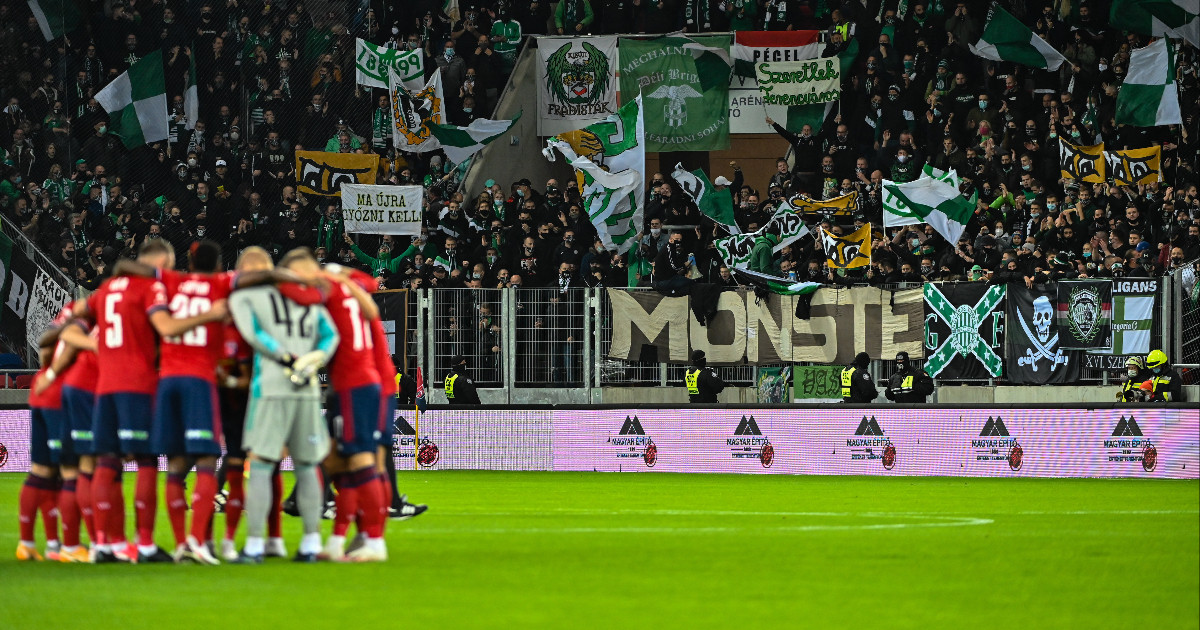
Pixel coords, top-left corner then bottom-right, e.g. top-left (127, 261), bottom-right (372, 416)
top-left (159, 270), bottom-right (234, 381)
top-left (29, 307), bottom-right (73, 409)
top-left (61, 344), bottom-right (99, 392)
top-left (222, 321), bottom-right (252, 362)
top-left (371, 318), bottom-right (398, 396)
top-left (323, 282), bottom-right (380, 391)
top-left (87, 275), bottom-right (168, 395)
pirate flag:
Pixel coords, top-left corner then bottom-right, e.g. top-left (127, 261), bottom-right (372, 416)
top-left (923, 282), bottom-right (1006, 379)
top-left (1006, 282), bottom-right (1082, 385)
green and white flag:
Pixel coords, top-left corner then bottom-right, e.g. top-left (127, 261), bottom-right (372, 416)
top-left (733, 268), bottom-right (820, 296)
top-left (1115, 38), bottom-right (1182, 127)
top-left (356, 38), bottom-right (425, 90)
top-left (28, 0), bottom-right (81, 41)
top-left (536, 37), bottom-right (619, 136)
top-left (95, 50), bottom-right (169, 149)
top-left (670, 164), bottom-right (739, 234)
top-left (715, 204), bottom-right (810, 269)
top-left (428, 112), bottom-right (522, 165)
top-left (1110, 0), bottom-right (1199, 49)
top-left (544, 96), bottom-right (645, 254)
top-left (184, 52), bottom-right (199, 131)
top-left (619, 35), bottom-right (731, 151)
top-left (883, 175), bottom-right (973, 245)
top-left (969, 5), bottom-right (1067, 70)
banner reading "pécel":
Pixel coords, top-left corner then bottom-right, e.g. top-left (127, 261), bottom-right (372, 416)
top-left (754, 57), bottom-right (841, 107)
top-left (340, 184), bottom-right (423, 235)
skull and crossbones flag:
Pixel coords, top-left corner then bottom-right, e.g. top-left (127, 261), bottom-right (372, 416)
top-left (1005, 283), bottom-right (1082, 384)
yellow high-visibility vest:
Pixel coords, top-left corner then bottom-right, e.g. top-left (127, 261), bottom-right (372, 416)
top-left (685, 369), bottom-right (701, 395)
top-left (841, 367), bottom-right (856, 398)
top-left (445, 373), bottom-right (458, 398)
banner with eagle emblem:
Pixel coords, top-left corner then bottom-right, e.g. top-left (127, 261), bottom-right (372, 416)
top-left (537, 36), bottom-right (619, 136)
top-left (618, 34), bottom-right (731, 152)
top-left (389, 67), bottom-right (444, 154)
top-left (543, 96), bottom-right (645, 254)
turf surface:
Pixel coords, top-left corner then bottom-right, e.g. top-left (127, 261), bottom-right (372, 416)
top-left (0, 472), bottom-right (1196, 629)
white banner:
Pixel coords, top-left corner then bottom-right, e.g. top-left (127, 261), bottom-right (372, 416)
top-left (729, 31), bottom-right (822, 133)
top-left (26, 270), bottom-right (70, 358)
top-left (536, 36), bottom-right (620, 136)
top-left (341, 184), bottom-right (423, 235)
top-left (355, 39), bottom-right (424, 90)
top-left (754, 58), bottom-right (841, 108)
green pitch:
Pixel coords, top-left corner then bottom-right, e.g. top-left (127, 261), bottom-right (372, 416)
top-left (0, 472), bottom-right (1196, 629)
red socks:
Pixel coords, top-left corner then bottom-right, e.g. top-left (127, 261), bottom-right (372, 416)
top-left (339, 467), bottom-right (384, 539)
top-left (134, 457), bottom-right (158, 548)
top-left (166, 472), bottom-right (187, 547)
top-left (59, 479), bottom-right (80, 548)
top-left (77, 472), bottom-right (95, 542)
top-left (92, 457), bottom-right (123, 546)
top-left (331, 473), bottom-right (356, 537)
top-left (224, 465), bottom-right (244, 540)
top-left (378, 472), bottom-right (393, 534)
top-left (19, 475), bottom-right (60, 545)
top-left (190, 467), bottom-right (217, 543)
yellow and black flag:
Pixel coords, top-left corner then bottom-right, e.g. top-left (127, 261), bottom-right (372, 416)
top-left (1058, 140), bottom-right (1106, 183)
top-left (821, 223), bottom-right (872, 269)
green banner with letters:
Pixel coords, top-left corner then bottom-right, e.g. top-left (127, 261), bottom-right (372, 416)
top-left (792, 365), bottom-right (843, 400)
top-left (618, 35), bottom-right (731, 152)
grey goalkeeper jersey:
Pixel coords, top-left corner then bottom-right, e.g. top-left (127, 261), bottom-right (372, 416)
top-left (229, 285), bottom-right (339, 400)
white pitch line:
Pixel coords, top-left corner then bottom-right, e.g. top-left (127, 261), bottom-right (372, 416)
top-left (430, 508), bottom-right (1199, 518)
top-left (393, 515), bottom-right (995, 535)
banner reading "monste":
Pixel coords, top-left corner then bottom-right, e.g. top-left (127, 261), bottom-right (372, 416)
top-left (340, 184), bottom-right (423, 235)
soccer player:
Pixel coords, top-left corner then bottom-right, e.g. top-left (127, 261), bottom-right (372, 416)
top-left (150, 241), bottom-right (236, 565)
top-left (229, 248), bottom-right (339, 563)
top-left (36, 306), bottom-right (99, 563)
top-left (17, 318), bottom-right (70, 561)
top-left (72, 239), bottom-right (226, 563)
top-left (281, 264), bottom-right (387, 562)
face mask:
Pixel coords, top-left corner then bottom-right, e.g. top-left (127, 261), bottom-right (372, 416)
top-left (1047, 203), bottom-right (1057, 211)
top-left (910, 238), bottom-right (920, 248)
top-left (837, 134), bottom-right (848, 142)
top-left (197, 193), bottom-right (207, 201)
top-left (1022, 164), bottom-right (1032, 172)
top-left (888, 94), bottom-right (898, 102)
top-left (897, 155), bottom-right (910, 163)
top-left (98, 125), bottom-right (107, 134)
top-left (230, 132), bottom-right (240, 142)
top-left (445, 49), bottom-right (455, 60)
top-left (188, 158), bottom-right (198, 168)
top-left (1031, 212), bottom-right (1041, 219)
top-left (1128, 369), bottom-right (1139, 378)
top-left (904, 60), bottom-right (914, 70)
top-left (867, 63), bottom-right (877, 70)
top-left (463, 108), bottom-right (473, 114)
top-left (1099, 63), bottom-right (1108, 71)
top-left (921, 265), bottom-right (932, 274)
top-left (650, 228), bottom-right (661, 236)
top-left (196, 228), bottom-right (206, 237)
top-left (510, 283), bottom-right (520, 289)
top-left (978, 100), bottom-right (988, 110)
top-left (1026, 127), bottom-right (1037, 134)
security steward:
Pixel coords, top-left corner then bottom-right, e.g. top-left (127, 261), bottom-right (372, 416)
top-left (1145, 350), bottom-right (1184, 402)
top-left (444, 355), bottom-right (481, 405)
top-left (884, 351), bottom-right (934, 403)
top-left (1116, 356), bottom-right (1150, 402)
top-left (841, 352), bottom-right (878, 403)
top-left (684, 350), bottom-right (725, 403)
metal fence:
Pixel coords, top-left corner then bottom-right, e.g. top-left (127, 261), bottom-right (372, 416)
top-left (404, 281), bottom-right (1182, 393)
top-left (1172, 258), bottom-right (1200, 380)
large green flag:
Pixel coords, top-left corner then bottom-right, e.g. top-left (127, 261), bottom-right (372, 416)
top-left (619, 35), bottom-right (731, 151)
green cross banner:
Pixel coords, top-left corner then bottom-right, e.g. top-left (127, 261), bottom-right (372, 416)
top-left (923, 282), bottom-right (1006, 378)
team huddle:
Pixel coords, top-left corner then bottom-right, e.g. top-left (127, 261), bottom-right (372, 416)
top-left (18, 239), bottom-right (418, 564)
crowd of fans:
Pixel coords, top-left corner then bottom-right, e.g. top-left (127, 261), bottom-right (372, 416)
top-left (0, 0), bottom-right (1197, 299)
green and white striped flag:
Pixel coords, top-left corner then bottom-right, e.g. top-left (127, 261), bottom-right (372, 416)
top-left (544, 96), bottom-right (645, 254)
top-left (732, 268), bottom-right (821, 296)
top-left (1112, 294), bottom-right (1154, 354)
top-left (95, 50), bottom-right (169, 149)
top-left (183, 52), bottom-right (199, 131)
top-left (1109, 0), bottom-right (1199, 48)
top-left (428, 112), bottom-right (522, 165)
top-left (883, 176), bottom-right (973, 245)
top-left (969, 5), bottom-right (1067, 70)
top-left (355, 38), bottom-right (425, 90)
top-left (1115, 38), bottom-right (1182, 127)
top-left (28, 0), bottom-right (81, 41)
top-left (670, 164), bottom-right (740, 234)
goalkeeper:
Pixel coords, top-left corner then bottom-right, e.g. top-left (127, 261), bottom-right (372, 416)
top-left (228, 248), bottom-right (340, 563)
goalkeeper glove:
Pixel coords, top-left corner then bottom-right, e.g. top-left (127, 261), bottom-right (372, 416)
top-left (288, 350), bottom-right (329, 386)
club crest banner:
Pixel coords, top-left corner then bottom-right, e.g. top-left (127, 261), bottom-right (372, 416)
top-left (923, 283), bottom-right (1005, 378)
top-left (390, 68), bottom-right (444, 153)
top-left (294, 151), bottom-right (379, 197)
top-left (1006, 283), bottom-right (1082, 384)
top-left (536, 36), bottom-right (619, 136)
top-left (619, 35), bottom-right (731, 152)
top-left (1056, 280), bottom-right (1112, 350)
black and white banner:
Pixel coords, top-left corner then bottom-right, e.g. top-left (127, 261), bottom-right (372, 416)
top-left (1006, 283), bottom-right (1082, 384)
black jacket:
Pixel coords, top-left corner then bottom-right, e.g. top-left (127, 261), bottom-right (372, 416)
top-left (685, 366), bottom-right (725, 403)
top-left (885, 368), bottom-right (934, 403)
top-left (840, 365), bottom-right (877, 403)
